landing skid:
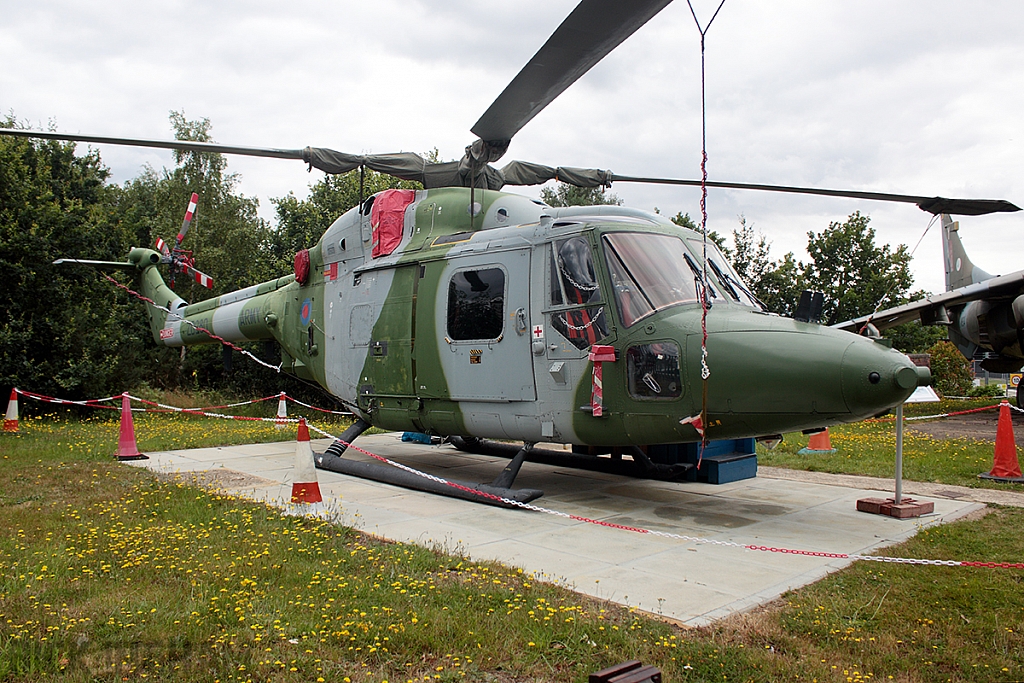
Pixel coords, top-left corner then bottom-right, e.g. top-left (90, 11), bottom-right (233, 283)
top-left (313, 421), bottom-right (544, 509)
top-left (450, 437), bottom-right (694, 482)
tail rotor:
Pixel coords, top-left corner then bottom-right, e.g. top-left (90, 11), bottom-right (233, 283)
top-left (155, 192), bottom-right (213, 291)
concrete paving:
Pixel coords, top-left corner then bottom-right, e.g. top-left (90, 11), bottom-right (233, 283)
top-left (133, 433), bottom-right (984, 627)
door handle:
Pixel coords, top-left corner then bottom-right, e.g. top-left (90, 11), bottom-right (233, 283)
top-left (515, 307), bottom-right (528, 335)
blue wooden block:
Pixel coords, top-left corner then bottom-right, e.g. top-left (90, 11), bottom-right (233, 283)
top-left (647, 438), bottom-right (757, 484)
top-left (703, 450), bottom-right (758, 484)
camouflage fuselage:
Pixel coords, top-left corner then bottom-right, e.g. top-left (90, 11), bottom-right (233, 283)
top-left (127, 187), bottom-right (925, 446)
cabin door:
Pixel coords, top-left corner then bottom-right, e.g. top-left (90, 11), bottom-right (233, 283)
top-left (432, 249), bottom-right (536, 402)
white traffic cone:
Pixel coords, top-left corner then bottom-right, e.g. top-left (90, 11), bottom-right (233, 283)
top-left (4, 389), bottom-right (19, 433)
top-left (275, 392), bottom-right (288, 430)
top-left (291, 418), bottom-right (323, 505)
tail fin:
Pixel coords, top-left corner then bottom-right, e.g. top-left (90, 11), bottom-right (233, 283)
top-left (942, 214), bottom-right (992, 291)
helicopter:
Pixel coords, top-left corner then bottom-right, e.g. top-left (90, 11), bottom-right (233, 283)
top-left (836, 214), bottom-right (1024, 405)
top-left (4, 0), bottom-right (1018, 505)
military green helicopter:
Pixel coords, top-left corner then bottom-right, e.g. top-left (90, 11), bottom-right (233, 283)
top-left (5, 0), bottom-right (1018, 505)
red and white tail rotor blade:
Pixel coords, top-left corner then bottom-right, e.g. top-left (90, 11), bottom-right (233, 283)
top-left (184, 264), bottom-right (214, 289)
top-left (155, 237), bottom-right (170, 257)
top-left (175, 192), bottom-right (199, 249)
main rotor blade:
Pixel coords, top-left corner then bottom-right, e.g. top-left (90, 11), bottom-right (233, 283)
top-left (470, 0), bottom-right (673, 145)
top-left (7, 129), bottom-right (1016, 216)
top-left (0, 128), bottom-right (305, 161)
top-left (609, 175), bottom-right (1022, 216)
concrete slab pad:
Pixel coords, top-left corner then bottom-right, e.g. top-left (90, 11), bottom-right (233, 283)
top-left (139, 435), bottom-right (982, 626)
top-left (318, 476), bottom-right (408, 501)
top-left (471, 537), bottom-right (618, 584)
top-left (582, 564), bottom-right (741, 617)
top-left (372, 517), bottom-right (513, 554)
top-left (707, 481), bottom-right (845, 508)
top-left (528, 517), bottom-right (680, 555)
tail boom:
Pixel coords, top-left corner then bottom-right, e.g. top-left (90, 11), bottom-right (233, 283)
top-left (126, 248), bottom-right (291, 348)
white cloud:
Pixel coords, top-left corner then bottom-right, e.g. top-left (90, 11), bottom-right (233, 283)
top-left (1, 0), bottom-right (1021, 295)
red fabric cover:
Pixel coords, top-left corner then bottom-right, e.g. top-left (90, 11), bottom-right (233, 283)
top-left (294, 248), bottom-right (310, 285)
top-left (371, 189), bottom-right (416, 258)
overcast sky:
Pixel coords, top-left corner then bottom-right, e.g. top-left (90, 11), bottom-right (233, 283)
top-left (2, 0), bottom-right (1021, 295)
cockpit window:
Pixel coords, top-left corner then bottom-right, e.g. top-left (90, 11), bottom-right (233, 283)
top-left (627, 342), bottom-right (683, 399)
top-left (549, 237), bottom-right (608, 349)
top-left (602, 233), bottom-right (701, 327)
top-left (551, 236), bottom-right (601, 306)
top-left (685, 239), bottom-right (762, 309)
top-left (682, 251), bottom-right (719, 305)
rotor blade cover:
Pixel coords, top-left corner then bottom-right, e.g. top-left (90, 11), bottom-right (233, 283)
top-left (471, 0), bottom-right (673, 144)
top-left (301, 148), bottom-right (505, 190)
top-left (501, 160), bottom-right (613, 188)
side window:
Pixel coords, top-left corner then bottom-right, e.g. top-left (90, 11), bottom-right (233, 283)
top-left (549, 237), bottom-right (608, 349)
top-left (626, 342), bottom-right (682, 399)
top-left (447, 267), bottom-right (505, 341)
top-left (552, 236), bottom-right (601, 305)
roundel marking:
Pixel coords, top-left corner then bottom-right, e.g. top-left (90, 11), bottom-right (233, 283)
top-left (300, 298), bottom-right (312, 326)
top-left (955, 257), bottom-right (962, 272)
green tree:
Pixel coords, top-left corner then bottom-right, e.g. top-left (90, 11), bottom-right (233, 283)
top-left (163, 112), bottom-right (275, 291)
top-left (669, 211), bottom-right (697, 230)
top-left (928, 340), bottom-right (972, 396)
top-left (728, 216), bottom-right (808, 315)
top-left (540, 183), bottom-right (621, 208)
top-left (102, 112), bottom-right (279, 391)
top-left (753, 251), bottom-right (805, 317)
top-left (731, 215), bottom-right (770, 287)
top-left (802, 211), bottom-right (914, 326)
top-left (886, 319), bottom-right (948, 354)
top-left (0, 116), bottom-right (146, 399)
top-left (670, 210), bottom-right (730, 253)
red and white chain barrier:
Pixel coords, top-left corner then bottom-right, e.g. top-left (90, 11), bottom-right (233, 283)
top-left (14, 388), bottom-right (124, 410)
top-left (283, 394), bottom-right (350, 415)
top-left (126, 394), bottom-right (299, 424)
top-left (865, 402), bottom-right (1010, 423)
top-left (302, 423), bottom-right (1024, 571)
top-left (10, 388), bottom-right (348, 419)
top-left (9, 387), bottom-right (1023, 569)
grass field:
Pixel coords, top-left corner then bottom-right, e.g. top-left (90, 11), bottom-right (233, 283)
top-left (1, 396), bottom-right (1022, 682)
top-left (759, 398), bottom-right (1019, 489)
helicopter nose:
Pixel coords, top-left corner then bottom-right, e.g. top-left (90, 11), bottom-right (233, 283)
top-left (841, 338), bottom-right (924, 418)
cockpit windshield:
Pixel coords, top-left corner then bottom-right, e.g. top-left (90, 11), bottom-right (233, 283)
top-left (602, 233), bottom-right (701, 327)
top-left (684, 239), bottom-right (763, 309)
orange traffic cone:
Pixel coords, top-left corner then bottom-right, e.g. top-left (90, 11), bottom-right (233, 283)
top-left (290, 418), bottom-right (323, 504)
top-left (3, 389), bottom-right (18, 433)
top-left (115, 393), bottom-right (148, 461)
top-left (979, 401), bottom-right (1024, 482)
top-left (798, 428), bottom-right (836, 454)
top-left (275, 392), bottom-right (288, 430)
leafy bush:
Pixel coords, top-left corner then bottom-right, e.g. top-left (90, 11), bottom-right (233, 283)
top-left (968, 383), bottom-right (1006, 398)
top-left (927, 340), bottom-right (972, 396)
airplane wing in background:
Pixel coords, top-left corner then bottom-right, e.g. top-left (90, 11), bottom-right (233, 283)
top-left (833, 270), bottom-right (1024, 333)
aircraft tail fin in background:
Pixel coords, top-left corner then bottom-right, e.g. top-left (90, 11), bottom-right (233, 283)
top-left (942, 214), bottom-right (992, 292)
